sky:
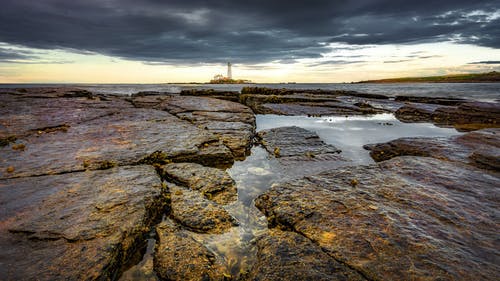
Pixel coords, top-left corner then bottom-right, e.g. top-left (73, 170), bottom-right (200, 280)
top-left (0, 0), bottom-right (499, 83)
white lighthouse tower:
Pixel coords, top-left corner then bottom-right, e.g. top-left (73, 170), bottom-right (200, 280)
top-left (227, 62), bottom-right (232, 79)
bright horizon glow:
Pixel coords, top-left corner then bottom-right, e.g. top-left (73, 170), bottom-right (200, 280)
top-left (0, 41), bottom-right (499, 83)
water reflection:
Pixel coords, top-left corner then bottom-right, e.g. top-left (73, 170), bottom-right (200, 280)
top-left (257, 113), bottom-right (461, 163)
top-left (189, 147), bottom-right (282, 277)
top-left (120, 113), bottom-right (462, 280)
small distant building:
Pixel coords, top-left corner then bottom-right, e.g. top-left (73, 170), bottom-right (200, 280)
top-left (227, 62), bottom-right (232, 79)
top-left (209, 62), bottom-right (252, 84)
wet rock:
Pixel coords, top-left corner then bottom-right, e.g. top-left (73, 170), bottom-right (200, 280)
top-left (133, 95), bottom-right (255, 158)
top-left (258, 103), bottom-right (362, 116)
top-left (240, 93), bottom-right (387, 116)
top-left (396, 101), bottom-right (500, 131)
top-left (0, 90), bottom-right (131, 141)
top-left (180, 89), bottom-right (241, 102)
top-left (258, 126), bottom-right (350, 179)
top-left (255, 156), bottom-right (500, 281)
top-left (240, 86), bottom-right (386, 99)
top-left (197, 121), bottom-right (255, 158)
top-left (364, 136), bottom-right (468, 162)
top-left (258, 126), bottom-right (341, 157)
top-left (0, 165), bottom-right (165, 280)
top-left (433, 101), bottom-right (500, 130)
top-left (365, 128), bottom-right (500, 170)
top-left (0, 87), bottom-right (96, 99)
top-left (169, 184), bottom-right (238, 234)
top-left (238, 87), bottom-right (390, 116)
top-left (394, 95), bottom-right (469, 105)
top-left (176, 111), bottom-right (255, 125)
top-left (135, 95), bottom-right (252, 115)
top-left (245, 229), bottom-right (366, 281)
top-left (0, 108), bottom-right (231, 179)
top-left (154, 220), bottom-right (227, 281)
top-left (395, 103), bottom-right (444, 122)
top-left (161, 162), bottom-right (237, 204)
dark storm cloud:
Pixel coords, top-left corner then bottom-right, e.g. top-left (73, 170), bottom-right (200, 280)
top-left (0, 0), bottom-right (498, 64)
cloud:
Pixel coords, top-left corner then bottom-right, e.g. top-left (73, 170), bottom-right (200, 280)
top-left (0, 0), bottom-right (498, 64)
top-left (383, 59), bottom-right (412, 63)
top-left (307, 60), bottom-right (366, 67)
top-left (468, 61), bottom-right (500, 64)
top-left (0, 44), bottom-right (73, 64)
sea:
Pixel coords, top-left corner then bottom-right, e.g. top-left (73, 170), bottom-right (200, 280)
top-left (1, 82), bottom-right (499, 101)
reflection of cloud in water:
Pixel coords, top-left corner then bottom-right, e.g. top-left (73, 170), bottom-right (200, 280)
top-left (154, 114), bottom-right (463, 279)
top-left (257, 113), bottom-right (461, 164)
top-left (317, 113), bottom-right (395, 123)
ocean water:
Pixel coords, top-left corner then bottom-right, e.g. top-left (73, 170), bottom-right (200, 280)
top-left (1, 82), bottom-right (499, 101)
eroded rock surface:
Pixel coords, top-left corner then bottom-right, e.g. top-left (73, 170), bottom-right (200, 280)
top-left (0, 165), bottom-right (165, 280)
top-left (160, 162), bottom-right (237, 204)
top-left (394, 95), bottom-right (469, 105)
top-left (258, 126), bottom-right (341, 158)
top-left (132, 95), bottom-right (255, 158)
top-left (0, 89), bottom-right (131, 143)
top-left (396, 101), bottom-right (500, 131)
top-left (154, 220), bottom-right (227, 281)
top-left (241, 93), bottom-right (388, 116)
top-left (255, 157), bottom-right (500, 281)
top-left (1, 91), bottom-right (238, 179)
top-left (0, 108), bottom-right (230, 179)
top-left (0, 88), bottom-right (243, 280)
top-left (257, 126), bottom-right (350, 179)
top-left (365, 128), bottom-right (500, 170)
top-left (169, 184), bottom-right (237, 234)
top-left (246, 229), bottom-right (366, 281)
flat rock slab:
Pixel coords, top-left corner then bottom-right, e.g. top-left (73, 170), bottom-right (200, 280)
top-left (0, 165), bottom-right (164, 280)
top-left (257, 126), bottom-right (349, 179)
top-left (169, 184), bottom-right (237, 234)
top-left (176, 111), bottom-right (255, 125)
top-left (394, 95), bottom-right (469, 105)
top-left (365, 128), bottom-right (500, 170)
top-left (255, 156), bottom-right (500, 281)
top-left (134, 95), bottom-right (253, 115)
top-left (396, 101), bottom-right (500, 131)
top-left (241, 93), bottom-right (387, 116)
top-left (133, 95), bottom-right (255, 158)
top-left (246, 229), bottom-right (366, 281)
top-left (0, 108), bottom-right (230, 179)
top-left (395, 103), bottom-right (445, 123)
top-left (0, 91), bottom-right (132, 141)
top-left (259, 103), bottom-right (368, 116)
top-left (258, 126), bottom-right (341, 158)
top-left (154, 220), bottom-right (227, 281)
top-left (161, 162), bottom-right (237, 204)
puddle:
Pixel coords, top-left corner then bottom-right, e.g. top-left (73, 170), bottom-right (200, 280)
top-left (120, 113), bottom-right (461, 279)
top-left (189, 146), bottom-right (282, 277)
top-left (119, 231), bottom-right (159, 281)
top-left (257, 113), bottom-right (462, 164)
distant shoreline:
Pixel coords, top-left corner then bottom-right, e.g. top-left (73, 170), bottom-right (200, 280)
top-left (356, 71), bottom-right (500, 84)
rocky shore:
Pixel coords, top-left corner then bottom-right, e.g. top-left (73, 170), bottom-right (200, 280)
top-left (0, 87), bottom-right (498, 280)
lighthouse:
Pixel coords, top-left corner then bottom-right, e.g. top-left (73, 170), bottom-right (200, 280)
top-left (227, 62), bottom-right (232, 79)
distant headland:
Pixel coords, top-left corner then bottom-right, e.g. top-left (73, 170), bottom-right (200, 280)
top-left (356, 71), bottom-right (500, 83)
